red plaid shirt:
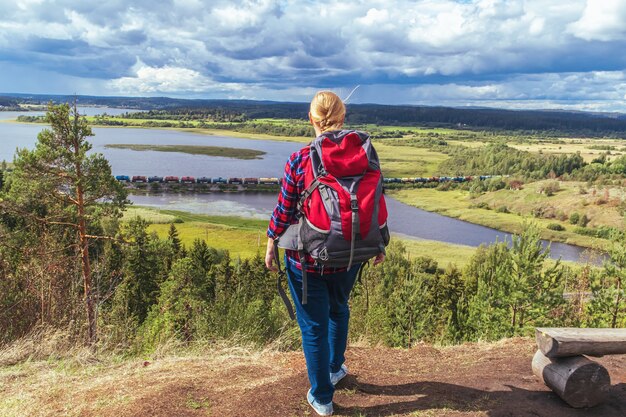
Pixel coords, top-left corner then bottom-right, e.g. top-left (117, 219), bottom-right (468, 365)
top-left (267, 146), bottom-right (345, 274)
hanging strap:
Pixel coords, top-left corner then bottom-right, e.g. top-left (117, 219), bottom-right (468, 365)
top-left (357, 261), bottom-right (368, 285)
top-left (297, 176), bottom-right (322, 213)
top-left (299, 250), bottom-right (308, 305)
top-left (347, 194), bottom-right (359, 271)
top-left (273, 243), bottom-right (295, 320)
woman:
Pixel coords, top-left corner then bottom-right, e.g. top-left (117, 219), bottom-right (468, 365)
top-left (265, 91), bottom-right (385, 416)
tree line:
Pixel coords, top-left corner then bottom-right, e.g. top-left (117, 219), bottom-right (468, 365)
top-left (6, 93), bottom-right (626, 136)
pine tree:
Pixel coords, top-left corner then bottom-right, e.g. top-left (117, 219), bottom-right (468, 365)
top-left (3, 102), bottom-right (127, 344)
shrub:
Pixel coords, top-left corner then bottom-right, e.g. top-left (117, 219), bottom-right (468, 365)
top-left (573, 226), bottom-right (595, 237)
top-left (532, 205), bottom-right (556, 219)
top-left (573, 226), bottom-right (622, 239)
top-left (539, 181), bottom-right (560, 196)
top-left (569, 212), bottom-right (580, 225)
top-left (547, 223), bottom-right (565, 231)
top-left (495, 205), bottom-right (510, 214)
top-left (508, 179), bottom-right (524, 190)
top-left (470, 201), bottom-right (490, 209)
top-left (436, 181), bottom-right (453, 191)
top-left (577, 214), bottom-right (590, 227)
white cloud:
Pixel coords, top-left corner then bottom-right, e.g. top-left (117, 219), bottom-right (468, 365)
top-left (568, 0), bottom-right (626, 41)
top-left (108, 61), bottom-right (242, 94)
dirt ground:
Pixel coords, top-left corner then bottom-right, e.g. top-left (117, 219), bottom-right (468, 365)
top-left (4, 338), bottom-right (625, 417)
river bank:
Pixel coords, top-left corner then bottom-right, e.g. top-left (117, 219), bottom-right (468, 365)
top-left (387, 181), bottom-right (617, 251)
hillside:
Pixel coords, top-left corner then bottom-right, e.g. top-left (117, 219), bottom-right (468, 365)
top-left (4, 93), bottom-right (626, 135)
top-left (1, 338), bottom-right (624, 417)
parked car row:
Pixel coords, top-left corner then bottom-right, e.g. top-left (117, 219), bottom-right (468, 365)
top-left (384, 175), bottom-right (494, 184)
top-left (115, 175), bottom-right (281, 185)
top-left (115, 175), bottom-right (496, 184)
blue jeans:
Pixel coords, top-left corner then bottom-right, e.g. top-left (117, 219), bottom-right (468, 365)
top-left (285, 259), bottom-right (360, 404)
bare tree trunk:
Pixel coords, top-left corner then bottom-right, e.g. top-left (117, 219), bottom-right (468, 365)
top-left (72, 106), bottom-right (96, 345)
top-left (512, 305), bottom-right (517, 328)
top-left (612, 278), bottom-right (622, 329)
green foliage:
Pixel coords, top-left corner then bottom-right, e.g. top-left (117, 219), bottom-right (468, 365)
top-left (547, 223), bottom-right (565, 231)
top-left (462, 224), bottom-right (565, 340)
top-left (139, 258), bottom-right (209, 347)
top-left (438, 143), bottom-right (585, 179)
top-left (539, 181), bottom-right (560, 196)
top-left (495, 205), bottom-right (510, 214)
top-left (569, 212), bottom-right (580, 225)
top-left (587, 231), bottom-right (626, 328)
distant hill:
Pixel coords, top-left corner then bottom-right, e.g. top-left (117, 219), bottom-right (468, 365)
top-left (3, 92), bottom-right (626, 136)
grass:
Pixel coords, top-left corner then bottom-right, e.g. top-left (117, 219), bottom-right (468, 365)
top-left (126, 206), bottom-right (580, 268)
top-left (399, 238), bottom-right (476, 269)
top-left (374, 140), bottom-right (449, 178)
top-left (387, 180), bottom-right (619, 250)
top-left (105, 144), bottom-right (265, 159)
top-left (508, 138), bottom-right (626, 163)
top-left (122, 208), bottom-right (271, 258)
top-left (122, 207), bottom-right (182, 223)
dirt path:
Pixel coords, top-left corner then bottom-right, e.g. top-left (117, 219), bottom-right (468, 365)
top-left (3, 338), bottom-right (625, 417)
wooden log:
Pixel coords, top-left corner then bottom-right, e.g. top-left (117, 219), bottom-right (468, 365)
top-left (532, 350), bottom-right (611, 408)
top-left (536, 327), bottom-right (626, 358)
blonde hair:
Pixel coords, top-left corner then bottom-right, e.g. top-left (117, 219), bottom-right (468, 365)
top-left (310, 91), bottom-right (346, 133)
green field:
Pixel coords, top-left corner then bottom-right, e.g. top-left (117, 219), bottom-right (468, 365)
top-left (125, 207), bottom-right (478, 266)
top-left (387, 182), bottom-right (617, 250)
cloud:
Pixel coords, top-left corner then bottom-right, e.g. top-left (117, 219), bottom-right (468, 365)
top-left (108, 61), bottom-right (243, 94)
top-left (568, 0), bottom-right (626, 41)
top-left (1, 0), bottom-right (626, 111)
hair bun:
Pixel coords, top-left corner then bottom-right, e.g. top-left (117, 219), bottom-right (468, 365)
top-left (310, 91), bottom-right (346, 133)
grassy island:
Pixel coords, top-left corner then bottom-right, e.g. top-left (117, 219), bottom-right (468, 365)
top-left (104, 144), bottom-right (266, 159)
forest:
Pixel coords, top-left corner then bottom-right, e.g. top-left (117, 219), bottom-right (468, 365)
top-left (5, 92), bottom-right (626, 136)
top-left (1, 104), bottom-right (625, 354)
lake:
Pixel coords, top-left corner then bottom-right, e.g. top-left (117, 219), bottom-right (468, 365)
top-left (0, 116), bottom-right (301, 177)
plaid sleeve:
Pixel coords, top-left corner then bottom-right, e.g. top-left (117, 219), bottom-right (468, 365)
top-left (267, 150), bottom-right (303, 239)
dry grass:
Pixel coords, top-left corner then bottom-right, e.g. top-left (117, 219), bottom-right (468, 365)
top-left (0, 327), bottom-right (95, 367)
top-left (2, 335), bottom-right (624, 417)
top-left (0, 330), bottom-right (283, 417)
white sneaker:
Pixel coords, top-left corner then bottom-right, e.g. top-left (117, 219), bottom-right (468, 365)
top-left (307, 389), bottom-right (333, 416)
top-left (330, 364), bottom-right (348, 386)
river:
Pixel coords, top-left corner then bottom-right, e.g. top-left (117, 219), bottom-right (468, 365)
top-left (127, 193), bottom-right (597, 263)
top-left (0, 108), bottom-right (596, 263)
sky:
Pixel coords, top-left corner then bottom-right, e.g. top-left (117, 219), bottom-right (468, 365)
top-left (1, 0), bottom-right (626, 111)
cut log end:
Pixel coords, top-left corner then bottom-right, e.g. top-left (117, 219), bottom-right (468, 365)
top-left (532, 350), bottom-right (611, 408)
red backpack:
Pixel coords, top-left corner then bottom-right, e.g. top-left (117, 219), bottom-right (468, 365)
top-left (276, 129), bottom-right (390, 311)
